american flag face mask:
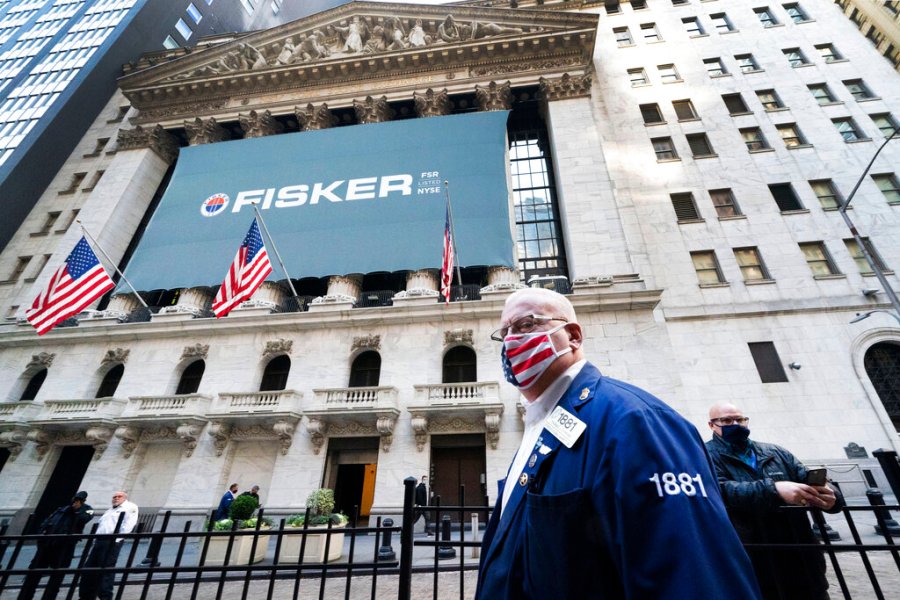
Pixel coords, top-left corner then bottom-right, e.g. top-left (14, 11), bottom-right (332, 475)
top-left (501, 323), bottom-right (571, 390)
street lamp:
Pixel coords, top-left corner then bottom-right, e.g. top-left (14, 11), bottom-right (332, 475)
top-left (839, 126), bottom-right (900, 324)
top-left (849, 310), bottom-right (900, 326)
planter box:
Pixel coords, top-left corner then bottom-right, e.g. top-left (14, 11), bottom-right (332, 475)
top-left (280, 525), bottom-right (345, 563)
top-left (205, 530), bottom-right (270, 565)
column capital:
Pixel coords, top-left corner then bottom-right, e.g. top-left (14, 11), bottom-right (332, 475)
top-left (239, 109), bottom-right (284, 138)
top-left (295, 103), bottom-right (336, 131)
top-left (539, 72), bottom-right (593, 102)
top-left (413, 88), bottom-right (451, 118)
top-left (184, 117), bottom-right (230, 145)
top-left (116, 124), bottom-right (180, 164)
top-left (475, 81), bottom-right (513, 112)
top-left (353, 96), bottom-right (393, 124)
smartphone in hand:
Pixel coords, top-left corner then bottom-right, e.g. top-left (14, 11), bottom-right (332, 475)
top-left (807, 468), bottom-right (827, 486)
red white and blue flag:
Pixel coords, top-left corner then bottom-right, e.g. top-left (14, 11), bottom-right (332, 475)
top-left (440, 205), bottom-right (454, 304)
top-left (212, 218), bottom-right (273, 318)
top-left (26, 237), bottom-right (115, 336)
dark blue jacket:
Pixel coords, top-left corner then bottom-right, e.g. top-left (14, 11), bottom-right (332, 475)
top-left (475, 363), bottom-right (761, 599)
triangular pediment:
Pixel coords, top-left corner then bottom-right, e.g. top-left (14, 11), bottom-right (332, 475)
top-left (119, 1), bottom-right (597, 118)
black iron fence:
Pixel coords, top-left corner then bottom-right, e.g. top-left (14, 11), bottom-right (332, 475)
top-left (0, 479), bottom-right (898, 600)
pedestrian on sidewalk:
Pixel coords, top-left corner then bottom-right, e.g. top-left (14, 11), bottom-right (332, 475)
top-left (78, 491), bottom-right (138, 600)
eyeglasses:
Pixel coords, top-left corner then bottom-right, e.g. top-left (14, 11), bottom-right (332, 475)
top-left (710, 416), bottom-right (750, 426)
top-left (490, 314), bottom-right (568, 342)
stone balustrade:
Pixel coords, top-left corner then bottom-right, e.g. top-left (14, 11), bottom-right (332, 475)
top-left (0, 401), bottom-right (43, 423)
top-left (212, 390), bottom-right (302, 414)
top-left (413, 381), bottom-right (500, 405)
top-left (122, 394), bottom-right (213, 418)
top-left (312, 386), bottom-right (398, 410)
top-left (35, 397), bottom-right (127, 421)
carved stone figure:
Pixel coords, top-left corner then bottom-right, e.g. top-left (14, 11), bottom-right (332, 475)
top-left (333, 16), bottom-right (367, 53)
top-left (292, 30), bottom-right (330, 62)
top-left (472, 21), bottom-right (524, 39)
top-left (408, 19), bottom-right (430, 47)
top-left (274, 37), bottom-right (296, 65)
top-left (438, 14), bottom-right (461, 43)
top-left (235, 42), bottom-right (267, 70)
top-left (382, 16), bottom-right (406, 51)
top-left (363, 26), bottom-right (386, 54)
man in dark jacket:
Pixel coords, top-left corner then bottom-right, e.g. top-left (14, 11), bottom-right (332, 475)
top-left (706, 402), bottom-right (844, 600)
top-left (18, 491), bottom-right (94, 600)
top-left (414, 476), bottom-right (431, 535)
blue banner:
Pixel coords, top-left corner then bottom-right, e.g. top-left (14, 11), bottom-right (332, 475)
top-left (117, 111), bottom-right (514, 292)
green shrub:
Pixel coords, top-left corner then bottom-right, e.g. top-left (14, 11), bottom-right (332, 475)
top-left (229, 494), bottom-right (259, 521)
top-left (305, 488), bottom-right (335, 517)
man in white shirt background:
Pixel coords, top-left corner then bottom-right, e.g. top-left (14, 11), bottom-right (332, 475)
top-left (78, 491), bottom-right (138, 600)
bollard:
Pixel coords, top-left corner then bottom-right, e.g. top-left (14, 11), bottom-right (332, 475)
top-left (437, 515), bottom-right (456, 559)
top-left (470, 513), bottom-right (480, 559)
top-left (378, 518), bottom-right (396, 561)
top-left (866, 488), bottom-right (900, 536)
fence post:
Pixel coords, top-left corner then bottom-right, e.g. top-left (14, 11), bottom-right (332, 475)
top-left (866, 488), bottom-right (900, 535)
top-left (872, 449), bottom-right (900, 501)
top-left (438, 515), bottom-right (456, 559)
top-left (140, 510), bottom-right (170, 566)
top-left (379, 518), bottom-right (396, 560)
top-left (398, 476), bottom-right (416, 600)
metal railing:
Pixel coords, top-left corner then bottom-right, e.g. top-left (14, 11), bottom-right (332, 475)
top-left (1, 482), bottom-right (898, 600)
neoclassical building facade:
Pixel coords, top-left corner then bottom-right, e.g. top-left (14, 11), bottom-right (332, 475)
top-left (0, 0), bottom-right (898, 531)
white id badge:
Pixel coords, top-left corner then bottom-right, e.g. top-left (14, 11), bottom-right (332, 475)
top-left (545, 406), bottom-right (586, 448)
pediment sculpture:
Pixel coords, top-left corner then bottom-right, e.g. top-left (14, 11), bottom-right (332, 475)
top-left (167, 13), bottom-right (536, 82)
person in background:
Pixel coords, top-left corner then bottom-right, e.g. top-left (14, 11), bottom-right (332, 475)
top-left (706, 402), bottom-right (845, 600)
top-left (18, 491), bottom-right (93, 600)
top-left (475, 287), bottom-right (761, 600)
top-left (78, 491), bottom-right (138, 600)
top-left (414, 475), bottom-right (432, 535)
top-left (215, 483), bottom-right (238, 521)
top-left (239, 485), bottom-right (261, 505)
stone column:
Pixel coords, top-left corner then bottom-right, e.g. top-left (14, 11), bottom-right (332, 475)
top-left (239, 109), bottom-right (284, 138)
top-left (475, 81), bottom-right (513, 112)
top-left (231, 281), bottom-right (287, 316)
top-left (480, 266), bottom-right (524, 298)
top-left (154, 286), bottom-right (214, 321)
top-left (393, 270), bottom-right (440, 306)
top-left (309, 275), bottom-right (361, 312)
top-left (413, 89), bottom-right (451, 117)
top-left (538, 73), bottom-right (637, 281)
top-left (295, 103), bottom-right (335, 131)
top-left (353, 96), bottom-right (393, 124)
top-left (184, 117), bottom-right (230, 145)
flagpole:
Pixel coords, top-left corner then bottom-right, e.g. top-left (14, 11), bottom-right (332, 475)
top-left (444, 180), bottom-right (465, 299)
top-left (77, 221), bottom-right (149, 309)
top-left (250, 203), bottom-right (301, 300)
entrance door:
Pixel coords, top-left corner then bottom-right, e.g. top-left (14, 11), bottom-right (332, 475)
top-left (431, 438), bottom-right (487, 522)
top-left (334, 464), bottom-right (365, 522)
top-left (28, 445), bottom-right (94, 533)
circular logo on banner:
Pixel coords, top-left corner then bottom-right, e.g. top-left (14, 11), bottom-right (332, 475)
top-left (200, 193), bottom-right (229, 217)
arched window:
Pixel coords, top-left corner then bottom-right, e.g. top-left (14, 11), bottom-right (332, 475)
top-left (176, 360), bottom-right (206, 395)
top-left (349, 351), bottom-right (381, 387)
top-left (443, 346), bottom-right (477, 383)
top-left (95, 364), bottom-right (124, 398)
top-left (260, 355), bottom-right (291, 391)
top-left (20, 368), bottom-right (47, 401)
top-left (864, 341), bottom-right (900, 430)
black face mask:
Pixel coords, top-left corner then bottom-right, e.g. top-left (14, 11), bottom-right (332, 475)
top-left (721, 424), bottom-right (751, 445)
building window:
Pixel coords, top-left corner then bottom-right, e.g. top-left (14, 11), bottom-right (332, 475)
top-left (748, 342), bottom-right (789, 383)
top-left (809, 179), bottom-right (842, 209)
top-left (682, 17), bottom-right (705, 36)
top-left (6, 256), bottom-right (31, 283)
top-left (734, 247), bottom-right (771, 282)
top-left (722, 93), bottom-right (749, 115)
top-left (671, 192), bottom-right (701, 221)
top-left (259, 355), bottom-right (290, 391)
top-left (640, 103), bottom-right (664, 124)
top-left (186, 3), bottom-right (203, 24)
top-left (870, 113), bottom-right (898, 137)
top-left (844, 237), bottom-right (890, 274)
top-left (652, 137), bottom-right (679, 160)
top-left (84, 137), bottom-right (109, 158)
top-left (769, 183), bottom-right (804, 211)
top-left (872, 173), bottom-right (900, 204)
top-left (832, 117), bottom-right (866, 142)
top-left (735, 54), bottom-right (760, 73)
top-left (163, 35), bottom-right (179, 50)
top-left (25, 254), bottom-right (51, 283)
top-left (776, 123), bottom-right (806, 147)
top-left (32, 212), bottom-right (60, 236)
top-left (815, 43), bottom-right (842, 62)
top-left (808, 83), bottom-right (837, 105)
top-left (740, 127), bottom-right (770, 151)
top-left (605, 1), bottom-right (622, 15)
top-left (632, 0), bottom-right (648, 8)
top-left (844, 79), bottom-right (875, 100)
top-left (239, 0), bottom-right (257, 15)
top-left (658, 64), bottom-right (681, 82)
top-left (672, 0), bottom-right (689, 5)
top-left (691, 251), bottom-right (726, 284)
top-left (783, 47), bottom-right (810, 67)
top-left (799, 242), bottom-right (840, 276)
top-left (59, 172), bottom-right (86, 194)
top-left (686, 133), bottom-right (715, 157)
top-left (349, 351), bottom-right (381, 387)
top-left (83, 170), bottom-right (104, 192)
top-left (783, 3), bottom-right (810, 23)
top-left (272, 0), bottom-right (283, 14)
top-left (628, 67), bottom-right (649, 86)
top-left (95, 364), bottom-right (124, 398)
top-left (672, 99), bottom-right (698, 120)
top-left (20, 369), bottom-right (47, 401)
top-left (614, 26), bottom-right (633, 47)
top-left (756, 89), bottom-right (785, 110)
top-left (175, 360), bottom-right (206, 394)
top-left (509, 114), bottom-right (568, 281)
top-left (704, 57), bottom-right (728, 76)
top-left (710, 189), bottom-right (742, 217)
top-left (710, 13), bottom-right (735, 32)
top-left (641, 23), bottom-right (663, 42)
top-left (884, 0), bottom-right (899, 16)
top-left (443, 346), bottom-right (477, 383)
top-left (175, 18), bottom-right (193, 40)
top-left (755, 7), bottom-right (779, 27)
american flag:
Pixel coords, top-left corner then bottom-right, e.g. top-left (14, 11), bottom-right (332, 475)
top-left (212, 218), bottom-right (273, 318)
top-left (26, 237), bottom-right (114, 336)
top-left (440, 205), bottom-right (454, 304)
top-left (501, 332), bottom-right (558, 389)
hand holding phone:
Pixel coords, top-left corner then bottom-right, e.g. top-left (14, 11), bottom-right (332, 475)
top-left (806, 468), bottom-right (827, 486)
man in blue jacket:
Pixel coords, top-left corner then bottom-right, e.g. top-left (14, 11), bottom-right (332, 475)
top-left (475, 288), bottom-right (761, 599)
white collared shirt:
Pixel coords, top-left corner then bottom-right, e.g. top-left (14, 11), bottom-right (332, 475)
top-left (500, 359), bottom-right (586, 517)
top-left (96, 500), bottom-right (139, 538)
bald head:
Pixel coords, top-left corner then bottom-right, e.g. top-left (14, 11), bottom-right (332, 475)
top-left (709, 402), bottom-right (741, 421)
top-left (503, 287), bottom-right (577, 323)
